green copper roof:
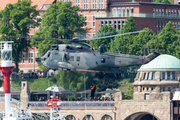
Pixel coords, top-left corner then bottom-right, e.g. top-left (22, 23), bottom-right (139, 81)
top-left (139, 54), bottom-right (180, 70)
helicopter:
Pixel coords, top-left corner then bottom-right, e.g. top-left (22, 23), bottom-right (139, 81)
top-left (30, 30), bottom-right (160, 74)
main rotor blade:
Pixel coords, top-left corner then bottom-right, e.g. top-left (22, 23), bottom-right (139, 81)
top-left (81, 30), bottom-right (145, 41)
top-left (10, 36), bottom-right (72, 41)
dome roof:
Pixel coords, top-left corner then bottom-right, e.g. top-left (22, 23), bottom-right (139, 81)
top-left (45, 85), bottom-right (65, 92)
top-left (139, 54), bottom-right (180, 70)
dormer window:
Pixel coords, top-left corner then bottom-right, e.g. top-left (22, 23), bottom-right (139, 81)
top-left (44, 5), bottom-right (50, 10)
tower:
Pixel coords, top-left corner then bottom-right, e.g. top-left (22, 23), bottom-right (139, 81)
top-left (0, 41), bottom-right (14, 117)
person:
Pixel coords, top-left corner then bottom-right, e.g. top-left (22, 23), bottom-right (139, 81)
top-left (90, 84), bottom-right (96, 99)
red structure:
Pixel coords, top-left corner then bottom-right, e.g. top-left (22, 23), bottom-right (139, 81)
top-left (46, 96), bottom-right (62, 108)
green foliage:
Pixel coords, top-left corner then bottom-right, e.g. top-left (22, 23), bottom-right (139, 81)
top-left (157, 21), bottom-right (178, 55)
top-left (118, 78), bottom-right (134, 99)
top-left (0, 0), bottom-right (39, 72)
top-left (55, 70), bottom-right (94, 92)
top-left (153, 0), bottom-right (173, 4)
top-left (31, 1), bottom-right (87, 70)
top-left (110, 17), bottom-right (137, 53)
top-left (90, 25), bottom-right (116, 52)
top-left (11, 78), bottom-right (57, 91)
top-left (129, 28), bottom-right (157, 56)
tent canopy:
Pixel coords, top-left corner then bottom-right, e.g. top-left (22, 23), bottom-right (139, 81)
top-left (98, 90), bottom-right (119, 94)
top-left (58, 90), bottom-right (77, 94)
top-left (45, 85), bottom-right (65, 92)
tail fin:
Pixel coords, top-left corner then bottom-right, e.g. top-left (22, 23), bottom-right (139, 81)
top-left (142, 50), bottom-right (160, 64)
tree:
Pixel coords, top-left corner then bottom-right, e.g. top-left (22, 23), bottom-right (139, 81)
top-left (55, 70), bottom-right (94, 92)
top-left (90, 25), bottom-right (116, 52)
top-left (153, 0), bottom-right (172, 4)
top-left (110, 17), bottom-right (137, 53)
top-left (31, 1), bottom-right (87, 71)
top-left (129, 28), bottom-right (157, 56)
top-left (157, 21), bottom-right (178, 55)
top-left (0, 0), bottom-right (39, 72)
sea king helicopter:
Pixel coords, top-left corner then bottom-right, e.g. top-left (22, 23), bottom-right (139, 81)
top-left (31, 30), bottom-right (160, 73)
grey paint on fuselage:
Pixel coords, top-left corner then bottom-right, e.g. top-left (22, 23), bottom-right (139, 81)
top-left (40, 43), bottom-right (159, 73)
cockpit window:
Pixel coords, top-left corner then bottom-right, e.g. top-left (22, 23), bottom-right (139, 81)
top-left (70, 56), bottom-right (74, 61)
top-left (77, 56), bottom-right (80, 61)
top-left (48, 52), bottom-right (51, 58)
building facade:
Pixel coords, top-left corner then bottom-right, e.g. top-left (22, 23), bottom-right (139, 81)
top-left (0, 0), bottom-right (180, 72)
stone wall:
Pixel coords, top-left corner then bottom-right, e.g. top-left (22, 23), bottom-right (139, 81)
top-left (114, 92), bottom-right (171, 120)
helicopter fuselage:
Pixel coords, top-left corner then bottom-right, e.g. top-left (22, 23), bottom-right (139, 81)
top-left (36, 42), bottom-right (160, 73)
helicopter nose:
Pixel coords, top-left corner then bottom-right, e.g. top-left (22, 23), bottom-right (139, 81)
top-left (35, 57), bottom-right (41, 62)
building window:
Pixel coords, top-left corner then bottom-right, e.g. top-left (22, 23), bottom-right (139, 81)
top-left (118, 8), bottom-right (121, 17)
top-left (44, 5), bottom-right (50, 10)
top-left (159, 21), bottom-right (161, 33)
top-left (127, 8), bottom-right (129, 17)
top-left (131, 7), bottom-right (134, 16)
top-left (122, 8), bottom-right (125, 17)
top-left (83, 0), bottom-right (88, 9)
top-left (153, 8), bottom-right (155, 17)
top-left (113, 20), bottom-right (117, 29)
top-left (83, 115), bottom-right (94, 120)
top-left (172, 10), bottom-right (174, 16)
top-left (169, 9), bottom-right (171, 16)
top-left (168, 87), bottom-right (170, 91)
top-left (143, 87), bottom-right (145, 91)
top-left (152, 72), bottom-right (155, 80)
top-left (166, 9), bottom-right (168, 16)
top-left (156, 9), bottom-right (158, 16)
top-left (163, 87), bottom-right (165, 91)
top-left (28, 53), bottom-right (33, 64)
top-left (122, 20), bottom-right (125, 27)
top-left (144, 73), bottom-right (147, 79)
top-left (147, 87), bottom-right (149, 91)
top-left (76, 56), bottom-right (80, 61)
top-left (172, 72), bottom-right (175, 79)
top-left (167, 72), bottom-right (170, 79)
top-left (175, 10), bottom-right (177, 16)
top-left (178, 22), bottom-right (180, 29)
top-left (108, 20), bottom-right (112, 25)
top-left (75, 0), bottom-right (80, 7)
top-left (36, 17), bottom-right (41, 28)
top-left (162, 9), bottom-right (164, 16)
top-left (162, 72), bottom-right (165, 79)
top-left (114, 8), bottom-right (117, 17)
top-left (145, 94), bottom-right (149, 100)
top-left (70, 56), bottom-right (74, 61)
top-left (84, 16), bottom-right (87, 27)
top-left (162, 21), bottom-right (164, 28)
top-left (148, 73), bottom-right (151, 80)
top-left (159, 9), bottom-right (161, 16)
top-left (66, 115), bottom-right (76, 120)
top-left (20, 54), bottom-right (25, 64)
top-left (175, 22), bottom-right (177, 28)
top-left (100, 21), bottom-right (103, 28)
top-left (92, 16), bottom-right (95, 27)
top-left (178, 10), bottom-right (180, 17)
top-left (92, 0), bottom-right (97, 9)
top-left (117, 20), bottom-right (121, 30)
top-left (151, 87), bottom-right (154, 91)
top-left (98, 0), bottom-right (103, 9)
top-left (156, 21), bottom-right (158, 34)
top-left (102, 115), bottom-right (113, 120)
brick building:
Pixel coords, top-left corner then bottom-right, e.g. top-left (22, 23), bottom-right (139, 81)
top-left (0, 0), bottom-right (180, 72)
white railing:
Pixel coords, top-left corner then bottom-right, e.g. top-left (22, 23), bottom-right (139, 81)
top-left (28, 101), bottom-right (114, 108)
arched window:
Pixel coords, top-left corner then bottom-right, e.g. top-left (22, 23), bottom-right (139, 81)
top-left (101, 115), bottom-right (113, 120)
top-left (83, 115), bottom-right (94, 120)
top-left (66, 115), bottom-right (76, 120)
